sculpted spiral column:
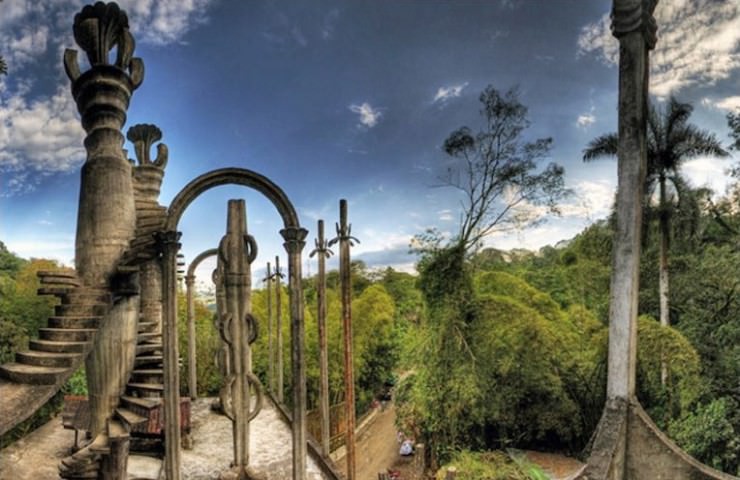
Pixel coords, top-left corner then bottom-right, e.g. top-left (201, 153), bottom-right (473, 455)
top-left (64, 2), bottom-right (144, 438)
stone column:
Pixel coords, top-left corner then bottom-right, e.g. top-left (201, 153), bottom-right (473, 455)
top-left (310, 220), bottom-right (333, 456)
top-left (185, 273), bottom-right (198, 399)
top-left (264, 263), bottom-right (274, 393)
top-left (330, 199), bottom-right (359, 480)
top-left (64, 2), bottom-right (144, 438)
top-left (129, 124), bottom-right (168, 339)
top-left (281, 225), bottom-right (309, 480)
top-left (275, 255), bottom-right (285, 404)
top-left (607, 0), bottom-right (657, 401)
top-left (157, 230), bottom-right (183, 480)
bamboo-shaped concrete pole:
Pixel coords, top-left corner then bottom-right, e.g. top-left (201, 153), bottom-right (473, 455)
top-left (329, 199), bottom-right (360, 480)
top-left (274, 255), bottom-right (285, 403)
top-left (310, 220), bottom-right (334, 456)
top-left (185, 248), bottom-right (218, 400)
top-left (263, 262), bottom-right (274, 393)
top-left (218, 199), bottom-right (264, 478)
top-left (280, 225), bottom-right (309, 480)
top-left (157, 230), bottom-right (183, 480)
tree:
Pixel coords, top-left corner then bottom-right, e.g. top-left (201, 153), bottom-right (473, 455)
top-left (0, 56), bottom-right (6, 76)
top-left (437, 86), bottom-right (569, 252)
top-left (728, 110), bottom-right (740, 152)
top-left (583, 97), bottom-right (729, 329)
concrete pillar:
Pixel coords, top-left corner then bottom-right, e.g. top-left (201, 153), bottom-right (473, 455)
top-left (607, 0), bottom-right (657, 401)
top-left (157, 230), bottom-right (183, 480)
top-left (310, 220), bottom-right (333, 456)
top-left (185, 273), bottom-right (198, 399)
top-left (264, 263), bottom-right (274, 394)
top-left (64, 2), bottom-right (144, 439)
top-left (275, 255), bottom-right (284, 404)
top-left (333, 199), bottom-right (358, 480)
top-left (281, 225), bottom-right (309, 480)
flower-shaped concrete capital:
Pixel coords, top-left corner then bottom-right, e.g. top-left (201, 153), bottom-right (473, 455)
top-left (127, 123), bottom-right (168, 169)
top-left (64, 2), bottom-right (144, 88)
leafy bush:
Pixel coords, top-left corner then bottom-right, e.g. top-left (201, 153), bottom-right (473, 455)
top-left (435, 450), bottom-right (547, 480)
top-left (668, 397), bottom-right (740, 475)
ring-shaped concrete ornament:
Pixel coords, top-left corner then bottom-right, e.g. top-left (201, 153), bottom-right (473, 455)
top-left (220, 372), bottom-right (265, 422)
top-left (165, 167), bottom-right (301, 231)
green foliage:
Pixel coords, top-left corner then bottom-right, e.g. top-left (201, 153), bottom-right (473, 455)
top-left (177, 290), bottom-right (224, 396)
top-left (635, 315), bottom-right (702, 425)
top-left (435, 450), bottom-right (547, 480)
top-left (62, 366), bottom-right (88, 395)
top-left (668, 397), bottom-right (740, 475)
top-left (0, 253), bottom-right (58, 363)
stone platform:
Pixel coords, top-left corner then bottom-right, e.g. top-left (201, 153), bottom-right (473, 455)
top-left (0, 397), bottom-right (334, 479)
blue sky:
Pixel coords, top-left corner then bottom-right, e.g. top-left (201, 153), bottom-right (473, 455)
top-left (1, 0), bottom-right (739, 286)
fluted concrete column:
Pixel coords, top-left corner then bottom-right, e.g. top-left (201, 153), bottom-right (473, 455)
top-left (157, 230), bottom-right (182, 480)
top-left (310, 220), bottom-right (333, 456)
top-left (281, 225), bottom-right (308, 480)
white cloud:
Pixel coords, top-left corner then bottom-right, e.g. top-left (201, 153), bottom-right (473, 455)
top-left (0, 85), bottom-right (86, 195)
top-left (433, 82), bottom-right (469, 103)
top-left (578, 1), bottom-right (740, 97)
top-left (437, 209), bottom-right (454, 222)
top-left (119, 0), bottom-right (215, 45)
top-left (576, 113), bottom-right (596, 128)
top-left (683, 156), bottom-right (734, 196)
top-left (349, 102), bottom-right (382, 128)
top-left (715, 96), bottom-right (740, 111)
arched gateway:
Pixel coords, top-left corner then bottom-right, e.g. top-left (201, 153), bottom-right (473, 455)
top-left (159, 168), bottom-right (308, 479)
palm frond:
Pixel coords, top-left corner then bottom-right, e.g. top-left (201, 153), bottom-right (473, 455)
top-left (582, 133), bottom-right (618, 161)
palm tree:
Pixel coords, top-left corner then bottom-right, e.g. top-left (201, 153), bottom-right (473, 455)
top-left (583, 97), bottom-right (729, 331)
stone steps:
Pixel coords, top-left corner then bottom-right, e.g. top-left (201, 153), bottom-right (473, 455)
top-left (135, 343), bottom-right (162, 355)
top-left (16, 350), bottom-right (78, 368)
top-left (134, 355), bottom-right (163, 367)
top-left (39, 327), bottom-right (97, 342)
top-left (137, 332), bottom-right (161, 342)
top-left (48, 315), bottom-right (102, 329)
top-left (55, 303), bottom-right (108, 317)
top-left (137, 321), bottom-right (158, 333)
top-left (115, 407), bottom-right (148, 429)
top-left (0, 363), bottom-right (69, 385)
top-left (131, 368), bottom-right (163, 384)
top-left (126, 382), bottom-right (164, 397)
top-left (30, 339), bottom-right (91, 354)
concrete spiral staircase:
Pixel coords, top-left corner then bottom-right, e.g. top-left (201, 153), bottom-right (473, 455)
top-left (0, 269), bottom-right (109, 436)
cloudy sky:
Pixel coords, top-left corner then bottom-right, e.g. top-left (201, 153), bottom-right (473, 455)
top-left (1, 0), bottom-right (739, 284)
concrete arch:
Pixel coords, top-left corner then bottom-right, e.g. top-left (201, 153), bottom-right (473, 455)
top-left (160, 167), bottom-right (309, 479)
top-left (165, 167), bottom-right (300, 231)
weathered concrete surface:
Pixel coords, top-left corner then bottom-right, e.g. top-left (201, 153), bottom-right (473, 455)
top-left (576, 400), bottom-right (738, 480)
top-left (626, 402), bottom-right (736, 480)
top-left (181, 397), bottom-right (331, 479)
top-left (0, 379), bottom-right (64, 436)
top-left (0, 396), bottom-right (338, 480)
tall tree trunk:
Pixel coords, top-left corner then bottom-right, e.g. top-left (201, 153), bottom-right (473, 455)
top-left (659, 177), bottom-right (670, 387)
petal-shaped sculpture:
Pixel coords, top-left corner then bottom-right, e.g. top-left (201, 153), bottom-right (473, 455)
top-left (127, 124), bottom-right (163, 166)
top-left (73, 2), bottom-right (129, 66)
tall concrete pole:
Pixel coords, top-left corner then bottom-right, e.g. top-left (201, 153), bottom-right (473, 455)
top-left (310, 220), bottom-right (333, 456)
top-left (219, 199), bottom-right (264, 478)
top-left (185, 273), bottom-right (198, 400)
top-left (281, 225), bottom-right (309, 480)
top-left (264, 263), bottom-right (274, 394)
top-left (607, 0), bottom-right (657, 401)
top-left (64, 2), bottom-right (144, 439)
top-left (157, 230), bottom-right (183, 480)
top-left (330, 199), bottom-right (359, 480)
top-left (275, 255), bottom-right (285, 404)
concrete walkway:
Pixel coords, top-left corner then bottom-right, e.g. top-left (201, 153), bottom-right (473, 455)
top-left (0, 396), bottom-right (331, 479)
